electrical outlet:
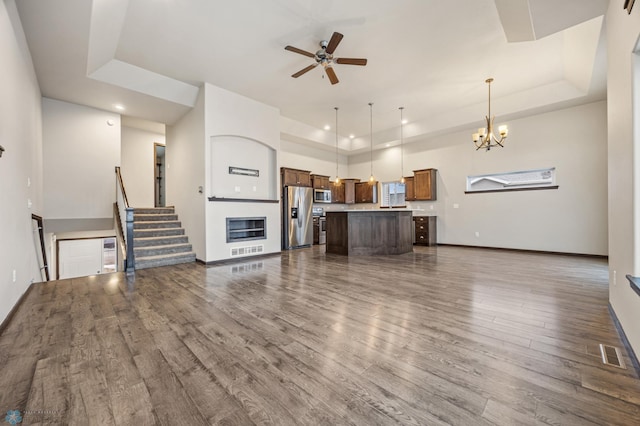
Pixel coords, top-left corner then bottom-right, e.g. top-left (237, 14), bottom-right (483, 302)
top-left (613, 270), bottom-right (617, 286)
top-left (453, 203), bottom-right (459, 209)
top-left (475, 231), bottom-right (480, 237)
top-left (12, 270), bottom-right (16, 282)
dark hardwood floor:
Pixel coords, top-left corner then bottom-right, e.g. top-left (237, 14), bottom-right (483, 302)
top-left (1, 245), bottom-right (639, 425)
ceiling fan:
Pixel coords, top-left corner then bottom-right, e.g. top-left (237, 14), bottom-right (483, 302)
top-left (285, 32), bottom-right (367, 85)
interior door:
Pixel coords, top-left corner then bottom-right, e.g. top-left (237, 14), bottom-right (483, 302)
top-left (58, 239), bottom-right (103, 279)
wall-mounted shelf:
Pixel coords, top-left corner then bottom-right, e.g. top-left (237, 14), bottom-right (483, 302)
top-left (209, 197), bottom-right (278, 203)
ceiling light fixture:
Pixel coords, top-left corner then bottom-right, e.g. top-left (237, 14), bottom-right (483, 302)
top-left (368, 102), bottom-right (375, 184)
top-left (349, 134), bottom-right (355, 139)
top-left (334, 107), bottom-right (340, 185)
top-left (114, 104), bottom-right (125, 111)
top-left (399, 107), bottom-right (405, 184)
top-left (324, 124), bottom-right (331, 130)
top-left (472, 78), bottom-right (508, 151)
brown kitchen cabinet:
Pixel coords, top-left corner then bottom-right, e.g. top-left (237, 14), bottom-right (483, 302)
top-left (413, 216), bottom-right (437, 246)
top-left (355, 181), bottom-right (378, 204)
top-left (404, 176), bottom-right (415, 201)
top-left (414, 168), bottom-right (437, 200)
top-left (330, 181), bottom-right (345, 204)
top-left (281, 167), bottom-right (311, 187)
top-left (311, 174), bottom-right (330, 189)
top-left (342, 178), bottom-right (360, 204)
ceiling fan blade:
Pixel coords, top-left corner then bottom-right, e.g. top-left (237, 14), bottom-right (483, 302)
top-left (335, 58), bottom-right (367, 66)
top-left (292, 64), bottom-right (318, 78)
top-left (325, 66), bottom-right (339, 85)
top-left (285, 45), bottom-right (315, 58)
top-left (325, 32), bottom-right (344, 55)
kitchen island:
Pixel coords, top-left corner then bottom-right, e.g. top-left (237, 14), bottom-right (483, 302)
top-left (326, 209), bottom-right (413, 255)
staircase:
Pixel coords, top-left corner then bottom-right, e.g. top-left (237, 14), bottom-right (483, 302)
top-left (132, 207), bottom-right (196, 270)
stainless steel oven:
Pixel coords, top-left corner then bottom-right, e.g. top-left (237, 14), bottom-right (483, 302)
top-left (312, 207), bottom-right (326, 245)
top-left (318, 216), bottom-right (326, 245)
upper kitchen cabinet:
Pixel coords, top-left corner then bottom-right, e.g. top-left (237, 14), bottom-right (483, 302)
top-left (311, 174), bottom-right (330, 189)
top-left (330, 178), bottom-right (360, 204)
top-left (281, 167), bottom-right (311, 187)
top-left (414, 168), bottom-right (437, 201)
top-left (355, 181), bottom-right (378, 204)
top-left (343, 178), bottom-right (360, 204)
top-left (404, 176), bottom-right (415, 201)
top-left (330, 181), bottom-right (345, 204)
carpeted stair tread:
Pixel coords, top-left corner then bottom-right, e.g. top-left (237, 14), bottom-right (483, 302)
top-left (135, 251), bottom-right (196, 270)
top-left (134, 243), bottom-right (193, 257)
top-left (134, 235), bottom-right (189, 247)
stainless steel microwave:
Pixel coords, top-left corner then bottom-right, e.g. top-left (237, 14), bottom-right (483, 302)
top-left (314, 189), bottom-right (331, 203)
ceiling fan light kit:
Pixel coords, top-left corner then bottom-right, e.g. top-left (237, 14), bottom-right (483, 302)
top-left (285, 32), bottom-right (368, 85)
top-left (472, 78), bottom-right (508, 151)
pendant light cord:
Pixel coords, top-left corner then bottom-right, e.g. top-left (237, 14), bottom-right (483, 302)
top-left (400, 107), bottom-right (404, 180)
top-left (334, 107), bottom-right (339, 182)
top-left (369, 102), bottom-right (374, 180)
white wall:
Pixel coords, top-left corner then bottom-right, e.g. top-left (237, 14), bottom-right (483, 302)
top-left (121, 126), bottom-right (165, 207)
top-left (166, 89), bottom-right (206, 261)
top-left (280, 139), bottom-right (349, 180)
top-left (0, 0), bottom-right (44, 323)
top-left (606, 1), bottom-right (640, 357)
top-left (210, 135), bottom-right (276, 200)
top-left (349, 101), bottom-right (608, 255)
top-left (42, 98), bottom-right (121, 220)
top-left (203, 84), bottom-right (282, 262)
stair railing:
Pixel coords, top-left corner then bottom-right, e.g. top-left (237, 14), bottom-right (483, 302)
top-left (115, 167), bottom-right (135, 272)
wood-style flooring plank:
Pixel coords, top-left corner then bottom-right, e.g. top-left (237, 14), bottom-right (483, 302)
top-left (1, 245), bottom-right (639, 425)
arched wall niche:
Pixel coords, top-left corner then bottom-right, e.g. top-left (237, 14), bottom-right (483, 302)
top-left (209, 135), bottom-right (278, 200)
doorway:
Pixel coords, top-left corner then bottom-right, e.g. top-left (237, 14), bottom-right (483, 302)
top-left (154, 143), bottom-right (166, 207)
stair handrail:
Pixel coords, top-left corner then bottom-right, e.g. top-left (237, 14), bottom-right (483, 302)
top-left (115, 167), bottom-right (135, 272)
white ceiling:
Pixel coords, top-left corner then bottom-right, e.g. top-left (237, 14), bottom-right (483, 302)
top-left (15, 0), bottom-right (608, 153)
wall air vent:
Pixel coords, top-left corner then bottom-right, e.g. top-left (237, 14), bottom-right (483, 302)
top-left (230, 244), bottom-right (264, 257)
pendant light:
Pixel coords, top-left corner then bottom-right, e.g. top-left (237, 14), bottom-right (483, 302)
top-left (334, 107), bottom-right (340, 185)
top-left (368, 102), bottom-right (375, 184)
top-left (399, 107), bottom-right (405, 184)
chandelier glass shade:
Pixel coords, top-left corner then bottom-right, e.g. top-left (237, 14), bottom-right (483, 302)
top-left (472, 78), bottom-right (508, 151)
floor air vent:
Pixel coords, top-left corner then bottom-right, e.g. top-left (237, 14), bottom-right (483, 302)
top-left (230, 244), bottom-right (264, 257)
top-left (599, 344), bottom-right (626, 369)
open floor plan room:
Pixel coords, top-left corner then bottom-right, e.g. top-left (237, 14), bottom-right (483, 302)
top-left (1, 246), bottom-right (638, 425)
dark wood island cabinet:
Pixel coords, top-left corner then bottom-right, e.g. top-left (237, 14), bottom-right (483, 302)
top-left (326, 210), bottom-right (413, 255)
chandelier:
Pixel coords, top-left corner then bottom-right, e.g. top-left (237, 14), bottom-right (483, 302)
top-left (472, 78), bottom-right (508, 151)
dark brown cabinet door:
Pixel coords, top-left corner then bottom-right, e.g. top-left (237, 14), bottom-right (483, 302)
top-left (281, 168), bottom-right (311, 187)
top-left (414, 169), bottom-right (437, 200)
top-left (331, 182), bottom-right (345, 203)
top-left (404, 176), bottom-right (415, 201)
top-left (355, 181), bottom-right (378, 203)
top-left (311, 174), bottom-right (330, 189)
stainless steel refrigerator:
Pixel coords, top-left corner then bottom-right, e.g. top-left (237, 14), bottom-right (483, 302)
top-left (282, 186), bottom-right (313, 249)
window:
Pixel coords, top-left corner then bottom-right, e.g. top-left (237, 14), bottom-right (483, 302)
top-left (380, 181), bottom-right (406, 208)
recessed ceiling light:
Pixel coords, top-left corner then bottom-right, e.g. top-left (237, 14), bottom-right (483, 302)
top-left (349, 134), bottom-right (355, 139)
top-left (324, 125), bottom-right (331, 130)
top-left (114, 104), bottom-right (125, 111)
top-left (401, 119), bottom-right (408, 125)
top-left (385, 143), bottom-right (391, 147)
